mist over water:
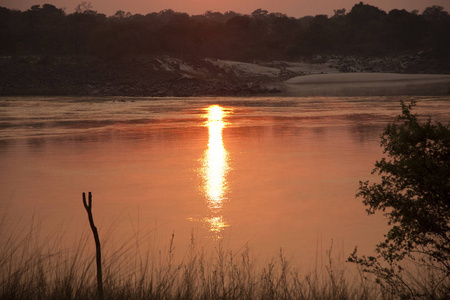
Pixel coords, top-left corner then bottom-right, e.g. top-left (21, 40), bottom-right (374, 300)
top-left (1, 96), bottom-right (449, 266)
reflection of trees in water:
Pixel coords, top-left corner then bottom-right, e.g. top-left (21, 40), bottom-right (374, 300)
top-left (272, 125), bottom-right (310, 138)
top-left (350, 124), bottom-right (384, 144)
top-left (218, 100), bottom-right (299, 108)
top-left (27, 138), bottom-right (46, 151)
top-left (227, 126), bottom-right (269, 140)
top-left (0, 139), bottom-right (15, 150)
top-left (21, 126), bottom-right (206, 149)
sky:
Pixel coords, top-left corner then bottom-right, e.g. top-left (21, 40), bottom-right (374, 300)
top-left (0, 0), bottom-right (449, 18)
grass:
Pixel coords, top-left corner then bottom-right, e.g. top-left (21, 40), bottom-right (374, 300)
top-left (0, 217), bottom-right (394, 300)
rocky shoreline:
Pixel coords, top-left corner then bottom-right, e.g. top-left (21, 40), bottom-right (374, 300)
top-left (1, 51), bottom-right (449, 97)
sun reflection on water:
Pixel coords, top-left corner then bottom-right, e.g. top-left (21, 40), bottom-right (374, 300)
top-left (200, 105), bottom-right (231, 236)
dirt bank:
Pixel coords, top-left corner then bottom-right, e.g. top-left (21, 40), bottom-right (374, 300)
top-left (1, 52), bottom-right (449, 97)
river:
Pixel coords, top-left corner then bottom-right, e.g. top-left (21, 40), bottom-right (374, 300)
top-left (0, 96), bottom-right (449, 268)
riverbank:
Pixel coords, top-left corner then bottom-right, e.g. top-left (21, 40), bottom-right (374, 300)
top-left (280, 73), bottom-right (450, 96)
top-left (1, 52), bottom-right (450, 97)
top-left (0, 55), bottom-right (283, 97)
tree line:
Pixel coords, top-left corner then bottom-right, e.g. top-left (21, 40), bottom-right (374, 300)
top-left (1, 2), bottom-right (449, 60)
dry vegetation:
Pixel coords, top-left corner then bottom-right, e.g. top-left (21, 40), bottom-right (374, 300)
top-left (0, 217), bottom-right (392, 300)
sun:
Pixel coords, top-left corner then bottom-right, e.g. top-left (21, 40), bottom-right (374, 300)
top-left (207, 105), bottom-right (225, 122)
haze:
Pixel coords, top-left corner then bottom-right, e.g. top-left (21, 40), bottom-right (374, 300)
top-left (1, 0), bottom-right (449, 17)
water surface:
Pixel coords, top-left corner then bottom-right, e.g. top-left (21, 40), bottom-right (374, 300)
top-left (1, 96), bottom-right (448, 266)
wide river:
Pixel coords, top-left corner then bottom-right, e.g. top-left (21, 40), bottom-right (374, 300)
top-left (1, 96), bottom-right (449, 268)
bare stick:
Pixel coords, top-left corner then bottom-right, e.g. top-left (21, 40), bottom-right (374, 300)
top-left (83, 192), bottom-right (104, 300)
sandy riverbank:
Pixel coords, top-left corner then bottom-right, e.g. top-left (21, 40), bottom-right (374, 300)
top-left (280, 73), bottom-right (450, 96)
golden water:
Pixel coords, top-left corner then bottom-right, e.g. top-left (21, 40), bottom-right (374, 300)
top-left (1, 96), bottom-right (449, 266)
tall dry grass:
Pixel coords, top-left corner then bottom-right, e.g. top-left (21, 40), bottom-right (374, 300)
top-left (0, 217), bottom-right (392, 300)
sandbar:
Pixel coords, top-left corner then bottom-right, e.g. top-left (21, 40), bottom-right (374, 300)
top-left (281, 73), bottom-right (450, 96)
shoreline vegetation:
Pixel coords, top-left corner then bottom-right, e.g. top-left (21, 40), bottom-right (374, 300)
top-left (1, 2), bottom-right (450, 97)
top-left (0, 216), bottom-right (389, 300)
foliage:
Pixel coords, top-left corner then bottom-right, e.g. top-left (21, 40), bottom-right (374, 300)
top-left (74, 2), bottom-right (96, 14)
top-left (349, 101), bottom-right (450, 299)
top-left (0, 2), bottom-right (449, 59)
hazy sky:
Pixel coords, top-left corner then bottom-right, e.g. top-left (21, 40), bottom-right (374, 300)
top-left (0, 0), bottom-right (449, 17)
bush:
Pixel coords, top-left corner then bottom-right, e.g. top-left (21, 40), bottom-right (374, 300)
top-left (349, 100), bottom-right (450, 299)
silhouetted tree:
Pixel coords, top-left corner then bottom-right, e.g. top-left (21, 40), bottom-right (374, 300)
top-left (332, 8), bottom-right (346, 19)
top-left (66, 9), bottom-right (106, 55)
top-left (422, 5), bottom-right (448, 23)
top-left (303, 15), bottom-right (331, 53)
top-left (251, 8), bottom-right (269, 18)
top-left (18, 4), bottom-right (67, 54)
top-left (422, 6), bottom-right (450, 53)
top-left (385, 9), bottom-right (427, 50)
top-left (349, 101), bottom-right (450, 299)
top-left (346, 2), bottom-right (387, 54)
top-left (0, 3), bottom-right (449, 58)
top-left (75, 1), bottom-right (95, 14)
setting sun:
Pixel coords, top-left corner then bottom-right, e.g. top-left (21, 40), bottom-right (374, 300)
top-left (207, 105), bottom-right (225, 122)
